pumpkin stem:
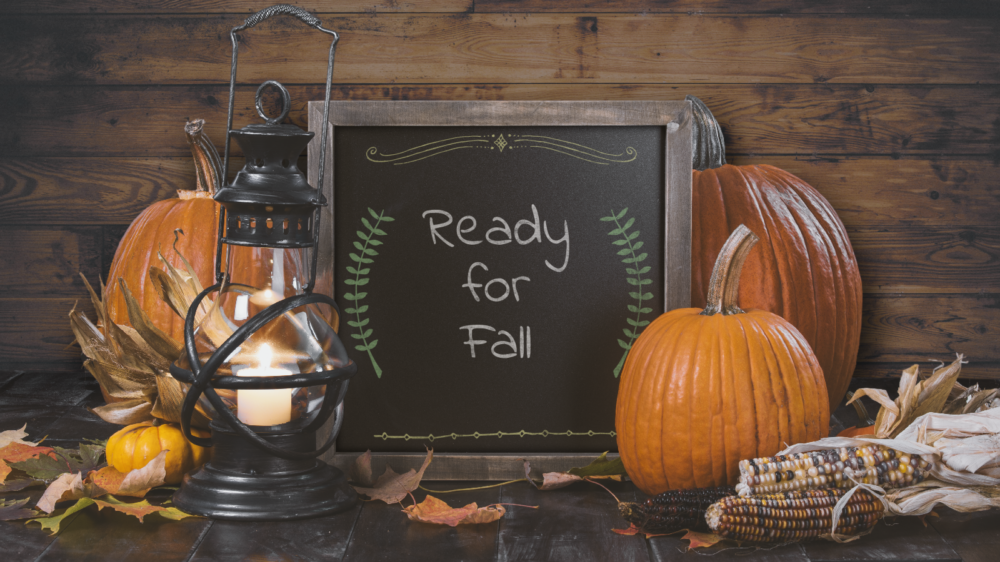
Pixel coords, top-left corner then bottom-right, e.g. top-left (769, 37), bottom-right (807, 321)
top-left (185, 119), bottom-right (223, 195)
top-left (702, 225), bottom-right (759, 316)
top-left (686, 95), bottom-right (727, 171)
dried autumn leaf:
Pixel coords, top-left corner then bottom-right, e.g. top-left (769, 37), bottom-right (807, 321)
top-left (0, 479), bottom-right (43, 492)
top-left (681, 529), bottom-right (725, 550)
top-left (350, 450), bottom-right (374, 487)
top-left (93, 495), bottom-right (172, 523)
top-left (352, 448), bottom-right (433, 504)
top-left (612, 523), bottom-right (642, 536)
top-left (29, 497), bottom-right (95, 534)
top-left (522, 458), bottom-right (621, 491)
top-left (566, 451), bottom-right (626, 478)
top-left (37, 472), bottom-right (87, 514)
top-left (118, 278), bottom-right (183, 362)
top-left (9, 453), bottom-right (72, 481)
top-left (0, 442), bottom-right (55, 464)
top-left (0, 424), bottom-right (37, 448)
top-left (117, 450), bottom-right (168, 496)
top-left (0, 498), bottom-right (38, 521)
top-left (0, 461), bottom-right (10, 484)
top-left (402, 495), bottom-right (506, 527)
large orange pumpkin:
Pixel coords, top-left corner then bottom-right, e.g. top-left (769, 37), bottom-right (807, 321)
top-left (104, 120), bottom-right (222, 342)
top-left (688, 95), bottom-right (862, 411)
top-left (616, 225), bottom-right (829, 495)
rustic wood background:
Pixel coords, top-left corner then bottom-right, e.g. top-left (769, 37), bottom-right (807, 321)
top-left (0, 1), bottom-right (997, 381)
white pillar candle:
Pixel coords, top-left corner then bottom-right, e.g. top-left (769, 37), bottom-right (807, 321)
top-left (237, 344), bottom-right (293, 426)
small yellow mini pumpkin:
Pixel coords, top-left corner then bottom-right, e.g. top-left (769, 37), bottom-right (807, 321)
top-left (106, 421), bottom-right (211, 484)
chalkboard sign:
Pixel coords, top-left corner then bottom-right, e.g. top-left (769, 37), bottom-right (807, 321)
top-left (308, 102), bottom-right (692, 460)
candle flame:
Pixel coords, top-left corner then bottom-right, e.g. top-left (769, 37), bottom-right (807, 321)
top-left (257, 343), bottom-right (273, 370)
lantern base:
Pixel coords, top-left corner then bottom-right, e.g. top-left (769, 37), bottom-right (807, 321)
top-left (172, 421), bottom-right (357, 521)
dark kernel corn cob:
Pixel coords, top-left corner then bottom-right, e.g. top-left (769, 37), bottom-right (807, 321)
top-left (619, 486), bottom-right (735, 534)
top-left (706, 488), bottom-right (884, 544)
top-left (736, 445), bottom-right (929, 496)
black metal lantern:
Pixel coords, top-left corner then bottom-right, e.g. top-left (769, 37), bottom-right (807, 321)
top-left (168, 4), bottom-right (357, 521)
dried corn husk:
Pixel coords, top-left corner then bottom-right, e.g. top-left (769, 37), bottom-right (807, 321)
top-left (778, 406), bottom-right (1000, 516)
top-left (847, 355), bottom-right (979, 439)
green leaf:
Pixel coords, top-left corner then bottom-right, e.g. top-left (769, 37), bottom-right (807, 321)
top-left (621, 217), bottom-right (635, 232)
top-left (347, 318), bottom-right (370, 328)
top-left (632, 241), bottom-right (644, 251)
top-left (29, 497), bottom-right (95, 534)
top-left (344, 278), bottom-right (360, 286)
top-left (633, 252), bottom-right (648, 263)
top-left (362, 217), bottom-right (374, 231)
top-left (627, 304), bottom-right (639, 313)
top-left (361, 329), bottom-right (373, 339)
top-left (636, 320), bottom-right (651, 327)
top-left (344, 307), bottom-right (357, 314)
top-left (614, 208), bottom-right (628, 220)
top-left (355, 305), bottom-right (369, 314)
top-left (627, 278), bottom-right (640, 286)
top-left (617, 339), bottom-right (631, 350)
top-left (627, 317), bottom-right (649, 327)
top-left (567, 451), bottom-right (627, 478)
top-left (372, 228), bottom-right (388, 236)
top-left (621, 256), bottom-right (636, 264)
top-left (349, 253), bottom-right (373, 264)
top-left (8, 455), bottom-right (66, 481)
top-left (354, 292), bottom-right (368, 300)
top-left (641, 292), bottom-right (653, 300)
top-left (612, 239), bottom-right (628, 246)
top-left (354, 278), bottom-right (370, 287)
top-left (363, 247), bottom-right (378, 256)
top-left (343, 293), bottom-right (357, 301)
top-left (368, 239), bottom-right (383, 246)
top-left (638, 278), bottom-right (652, 285)
top-left (640, 307), bottom-right (653, 314)
top-left (346, 266), bottom-right (359, 275)
top-left (355, 344), bottom-right (370, 352)
top-left (599, 215), bottom-right (616, 222)
top-left (629, 291), bottom-right (642, 300)
top-left (154, 507), bottom-right (195, 521)
top-left (627, 230), bottom-right (640, 240)
top-left (357, 230), bottom-right (370, 241)
top-left (353, 241), bottom-right (366, 252)
top-left (367, 339), bottom-right (378, 349)
top-left (351, 334), bottom-right (365, 340)
top-left (380, 215), bottom-right (395, 222)
top-left (617, 248), bottom-right (631, 256)
top-left (368, 208), bottom-right (380, 221)
top-left (623, 328), bottom-right (637, 338)
top-left (636, 266), bottom-right (651, 275)
top-left (608, 227), bottom-right (623, 236)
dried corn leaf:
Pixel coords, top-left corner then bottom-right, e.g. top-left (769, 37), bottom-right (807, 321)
top-left (154, 253), bottom-right (232, 347)
top-left (151, 373), bottom-right (185, 424)
top-left (90, 398), bottom-right (154, 426)
top-left (119, 279), bottom-right (182, 362)
top-left (69, 305), bottom-right (117, 366)
top-left (149, 267), bottom-right (190, 321)
top-left (84, 361), bottom-right (147, 401)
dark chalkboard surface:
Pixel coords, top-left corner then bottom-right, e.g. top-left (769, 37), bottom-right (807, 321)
top-left (308, 102), bottom-right (692, 455)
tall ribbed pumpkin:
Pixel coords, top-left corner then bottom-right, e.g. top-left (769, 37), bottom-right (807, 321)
top-left (688, 95), bottom-right (862, 411)
top-left (104, 120), bottom-right (222, 342)
top-left (616, 225), bottom-right (829, 495)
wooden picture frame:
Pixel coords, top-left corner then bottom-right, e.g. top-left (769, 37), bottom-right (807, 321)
top-left (308, 101), bottom-right (692, 480)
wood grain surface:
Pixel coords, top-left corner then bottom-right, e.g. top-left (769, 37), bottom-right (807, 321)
top-left (3, 85), bottom-right (999, 157)
top-left (1, 1), bottom-right (997, 378)
top-left (1, 15), bottom-right (998, 85)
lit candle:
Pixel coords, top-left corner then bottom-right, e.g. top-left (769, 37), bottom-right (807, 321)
top-left (237, 344), bottom-right (292, 426)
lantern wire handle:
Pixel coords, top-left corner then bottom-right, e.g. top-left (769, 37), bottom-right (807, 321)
top-left (218, 4), bottom-right (339, 289)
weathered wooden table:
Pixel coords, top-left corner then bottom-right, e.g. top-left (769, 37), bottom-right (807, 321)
top-left (1, 371), bottom-right (997, 562)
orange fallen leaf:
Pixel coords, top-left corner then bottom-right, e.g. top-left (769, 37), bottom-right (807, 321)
top-left (87, 463), bottom-right (163, 498)
top-left (837, 425), bottom-right (876, 438)
top-left (612, 523), bottom-right (642, 536)
top-left (353, 447), bottom-right (432, 504)
top-left (0, 442), bottom-right (55, 464)
top-left (350, 450), bottom-right (374, 487)
top-left (93, 496), bottom-right (167, 523)
top-left (681, 530), bottom-right (725, 550)
top-left (402, 495), bottom-right (506, 527)
top-left (0, 460), bottom-right (10, 484)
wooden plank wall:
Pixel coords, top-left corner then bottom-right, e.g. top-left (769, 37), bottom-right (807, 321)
top-left (0, 1), bottom-right (998, 379)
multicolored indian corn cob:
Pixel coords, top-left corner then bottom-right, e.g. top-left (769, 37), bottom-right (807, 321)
top-left (619, 486), bottom-right (735, 534)
top-left (706, 488), bottom-right (885, 544)
top-left (735, 445), bottom-right (929, 496)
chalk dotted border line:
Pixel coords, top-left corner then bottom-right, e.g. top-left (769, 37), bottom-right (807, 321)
top-left (374, 430), bottom-right (617, 442)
